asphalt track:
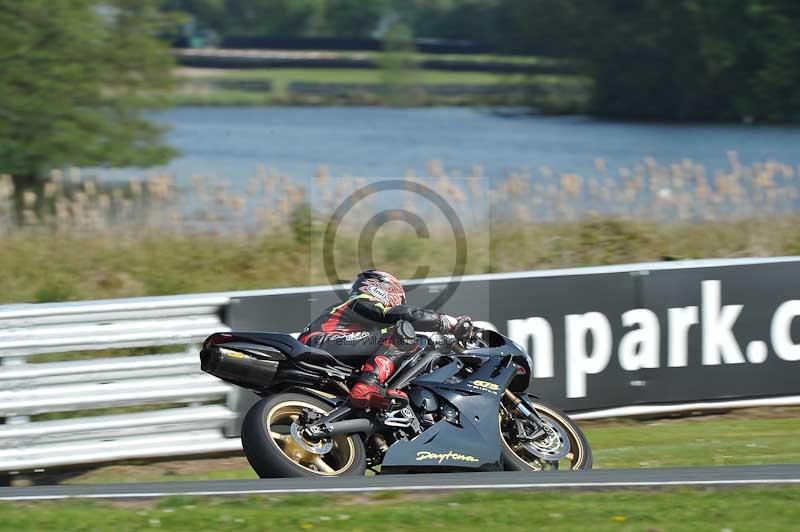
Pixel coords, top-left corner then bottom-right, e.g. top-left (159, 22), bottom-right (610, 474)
top-left (1, 465), bottom-right (799, 501)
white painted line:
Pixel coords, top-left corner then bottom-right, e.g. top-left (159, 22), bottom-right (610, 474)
top-left (3, 478), bottom-right (800, 501)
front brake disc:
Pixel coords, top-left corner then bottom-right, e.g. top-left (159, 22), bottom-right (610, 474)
top-left (521, 417), bottom-right (570, 461)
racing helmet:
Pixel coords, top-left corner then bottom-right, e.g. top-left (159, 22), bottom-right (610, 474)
top-left (350, 270), bottom-right (406, 307)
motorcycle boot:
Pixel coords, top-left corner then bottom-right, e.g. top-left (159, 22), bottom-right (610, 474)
top-left (348, 354), bottom-right (409, 411)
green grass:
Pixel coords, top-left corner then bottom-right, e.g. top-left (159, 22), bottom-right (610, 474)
top-left (586, 413), bottom-right (800, 468)
top-left (171, 89), bottom-right (277, 106)
top-left (173, 67), bottom-right (590, 107)
top-left (295, 50), bottom-right (566, 66)
top-left (61, 410), bottom-right (800, 485)
top-left (31, 345), bottom-right (188, 363)
top-left (212, 67), bottom-right (517, 85)
top-left (369, 51), bottom-right (566, 66)
top-left (3, 216), bottom-right (800, 305)
top-left (1, 488), bottom-right (798, 531)
top-left (65, 457), bottom-right (257, 484)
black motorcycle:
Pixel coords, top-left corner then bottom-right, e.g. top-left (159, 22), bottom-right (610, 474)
top-left (200, 320), bottom-right (592, 477)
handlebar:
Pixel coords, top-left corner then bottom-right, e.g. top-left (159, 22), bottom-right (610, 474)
top-left (431, 325), bottom-right (483, 354)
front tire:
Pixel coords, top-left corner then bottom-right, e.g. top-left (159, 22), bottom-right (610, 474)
top-left (241, 393), bottom-right (367, 478)
top-left (500, 397), bottom-right (592, 471)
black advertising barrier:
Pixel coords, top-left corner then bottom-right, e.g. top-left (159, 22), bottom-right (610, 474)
top-left (228, 258), bottom-right (800, 414)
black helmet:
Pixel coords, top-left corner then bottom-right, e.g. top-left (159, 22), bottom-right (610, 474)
top-left (350, 270), bottom-right (405, 307)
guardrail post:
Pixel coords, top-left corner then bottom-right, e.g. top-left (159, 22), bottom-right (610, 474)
top-left (224, 387), bottom-right (259, 438)
top-left (1, 355), bottom-right (30, 426)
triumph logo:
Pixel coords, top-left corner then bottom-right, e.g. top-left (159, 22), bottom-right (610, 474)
top-left (504, 280), bottom-right (800, 399)
top-left (416, 450), bottom-right (480, 464)
top-left (468, 379), bottom-right (500, 394)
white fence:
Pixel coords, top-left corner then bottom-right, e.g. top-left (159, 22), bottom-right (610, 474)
top-left (0, 293), bottom-right (243, 473)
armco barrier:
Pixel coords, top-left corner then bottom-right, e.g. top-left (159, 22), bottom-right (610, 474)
top-left (0, 293), bottom-right (241, 473)
top-left (2, 257), bottom-right (800, 473)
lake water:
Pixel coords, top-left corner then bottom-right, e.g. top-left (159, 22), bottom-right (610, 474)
top-left (126, 106), bottom-right (800, 187)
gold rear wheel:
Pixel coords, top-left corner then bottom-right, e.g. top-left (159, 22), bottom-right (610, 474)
top-left (241, 393), bottom-right (367, 478)
top-left (266, 400), bottom-right (356, 475)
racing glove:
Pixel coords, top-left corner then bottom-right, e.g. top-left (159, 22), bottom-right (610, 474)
top-left (440, 315), bottom-right (473, 338)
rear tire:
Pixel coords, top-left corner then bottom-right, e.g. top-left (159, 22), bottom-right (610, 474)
top-left (241, 393), bottom-right (367, 478)
top-left (500, 397), bottom-right (592, 471)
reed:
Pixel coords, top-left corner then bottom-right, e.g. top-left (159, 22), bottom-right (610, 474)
top-left (3, 153), bottom-right (798, 234)
top-left (2, 154), bottom-right (799, 303)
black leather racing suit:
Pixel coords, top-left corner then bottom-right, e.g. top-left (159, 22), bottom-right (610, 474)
top-left (298, 294), bottom-right (449, 401)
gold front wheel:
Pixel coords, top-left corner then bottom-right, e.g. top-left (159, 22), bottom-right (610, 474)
top-left (500, 396), bottom-right (592, 471)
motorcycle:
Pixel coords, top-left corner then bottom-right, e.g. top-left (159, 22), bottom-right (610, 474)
top-left (199, 320), bottom-right (592, 477)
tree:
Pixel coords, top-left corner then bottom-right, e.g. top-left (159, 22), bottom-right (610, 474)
top-left (0, 0), bottom-right (177, 186)
top-left (165, 0), bottom-right (389, 38)
top-left (393, 0), bottom-right (505, 42)
top-left (324, 0), bottom-right (389, 37)
top-left (504, 0), bottom-right (800, 121)
top-left (378, 21), bottom-right (420, 106)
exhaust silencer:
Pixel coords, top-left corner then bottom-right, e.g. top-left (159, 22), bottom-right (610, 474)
top-left (200, 347), bottom-right (279, 389)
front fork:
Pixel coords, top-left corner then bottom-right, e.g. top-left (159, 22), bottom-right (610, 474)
top-left (503, 389), bottom-right (547, 440)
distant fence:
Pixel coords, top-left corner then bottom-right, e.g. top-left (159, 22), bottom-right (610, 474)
top-left (286, 81), bottom-right (584, 99)
top-left (2, 257), bottom-right (800, 474)
top-left (215, 36), bottom-right (494, 55)
top-left (286, 82), bottom-right (533, 99)
top-left (172, 48), bottom-right (575, 74)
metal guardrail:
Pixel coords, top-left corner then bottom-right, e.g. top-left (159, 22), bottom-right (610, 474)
top-left (0, 294), bottom-right (240, 474)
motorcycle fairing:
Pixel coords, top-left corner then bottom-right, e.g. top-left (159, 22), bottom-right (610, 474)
top-left (380, 357), bottom-right (517, 473)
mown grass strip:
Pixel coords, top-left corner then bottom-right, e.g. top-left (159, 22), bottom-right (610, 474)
top-left (3, 216), bottom-right (800, 305)
top-left (585, 412), bottom-right (800, 468)
top-left (60, 410), bottom-right (800, 485)
top-left (1, 487), bottom-right (798, 531)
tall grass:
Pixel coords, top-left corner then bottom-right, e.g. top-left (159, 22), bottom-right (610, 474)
top-left (3, 153), bottom-right (799, 232)
top-left (2, 153), bottom-right (800, 303)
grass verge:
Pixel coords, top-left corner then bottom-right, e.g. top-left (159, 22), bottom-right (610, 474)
top-left (3, 217), bottom-right (799, 304)
top-left (62, 408), bottom-right (800, 485)
top-left (173, 67), bottom-right (589, 108)
top-left (586, 408), bottom-right (800, 468)
top-left (1, 488), bottom-right (798, 531)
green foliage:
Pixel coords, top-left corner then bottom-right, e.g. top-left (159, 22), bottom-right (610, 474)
top-left (325, 0), bottom-right (391, 37)
top-left (393, 0), bottom-right (506, 42)
top-left (163, 1), bottom-right (800, 121)
top-left (0, 0), bottom-right (177, 183)
top-left (575, 218), bottom-right (653, 265)
top-left (167, 0), bottom-right (509, 42)
top-left (289, 203), bottom-right (315, 245)
top-left (165, 0), bottom-right (389, 38)
top-left (378, 21), bottom-right (420, 106)
top-left (2, 216), bottom-right (800, 304)
top-left (505, 0), bottom-right (800, 121)
top-left (33, 273), bottom-right (77, 303)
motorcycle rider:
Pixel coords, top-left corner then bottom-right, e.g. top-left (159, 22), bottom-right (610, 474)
top-left (298, 270), bottom-right (470, 411)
